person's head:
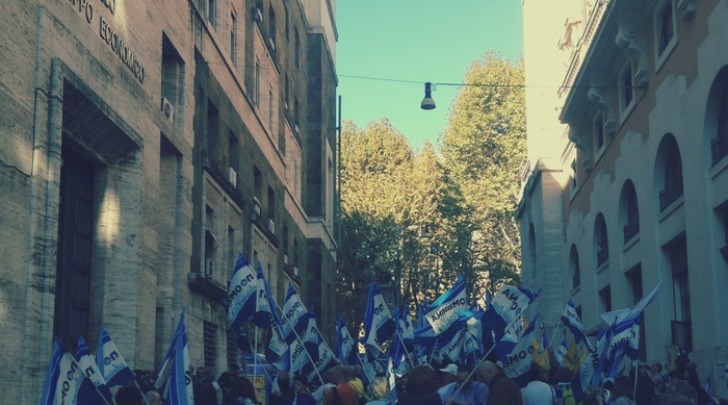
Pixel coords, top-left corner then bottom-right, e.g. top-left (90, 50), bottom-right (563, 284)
top-left (370, 376), bottom-right (391, 400)
top-left (614, 376), bottom-right (633, 399)
top-left (196, 366), bottom-right (208, 380)
top-left (278, 372), bottom-right (291, 389)
top-left (293, 374), bottom-right (309, 394)
top-left (144, 390), bottom-right (163, 405)
top-left (405, 365), bottom-right (439, 394)
top-left (476, 361), bottom-right (499, 384)
top-left (439, 363), bottom-right (459, 384)
top-left (115, 383), bottom-right (144, 405)
top-left (652, 362), bottom-right (663, 374)
top-left (456, 364), bottom-right (474, 389)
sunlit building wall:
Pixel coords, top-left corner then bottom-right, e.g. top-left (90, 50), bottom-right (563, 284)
top-left (519, 0), bottom-right (728, 397)
top-left (0, 0), bottom-right (337, 402)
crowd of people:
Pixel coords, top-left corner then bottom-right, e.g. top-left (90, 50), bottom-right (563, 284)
top-left (108, 351), bottom-right (724, 405)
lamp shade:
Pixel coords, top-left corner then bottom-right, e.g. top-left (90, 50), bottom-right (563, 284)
top-left (421, 82), bottom-right (436, 110)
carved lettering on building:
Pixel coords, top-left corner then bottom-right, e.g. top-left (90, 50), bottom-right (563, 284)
top-left (67, 0), bottom-right (146, 84)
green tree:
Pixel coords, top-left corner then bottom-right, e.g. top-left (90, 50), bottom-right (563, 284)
top-left (441, 52), bottom-right (526, 295)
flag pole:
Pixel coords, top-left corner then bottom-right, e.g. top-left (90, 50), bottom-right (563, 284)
top-left (271, 297), bottom-right (327, 387)
top-left (394, 328), bottom-right (416, 368)
top-left (447, 314), bottom-right (524, 402)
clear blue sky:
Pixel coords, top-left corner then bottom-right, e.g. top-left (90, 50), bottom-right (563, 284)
top-left (336, 0), bottom-right (524, 150)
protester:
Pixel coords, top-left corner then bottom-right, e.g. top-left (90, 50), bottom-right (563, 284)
top-left (271, 371), bottom-right (295, 405)
top-left (194, 366), bottom-right (219, 405)
top-left (366, 376), bottom-right (392, 405)
top-left (612, 375), bottom-right (635, 405)
top-left (144, 389), bottom-right (164, 405)
top-left (323, 365), bottom-right (361, 405)
top-left (227, 369), bottom-right (258, 405)
top-left (397, 365), bottom-right (444, 405)
top-left (438, 363), bottom-right (460, 387)
top-left (519, 362), bottom-right (555, 405)
top-left (114, 383), bottom-right (145, 405)
top-left (437, 363), bottom-right (489, 405)
top-left (294, 374), bottom-right (317, 405)
top-left (476, 360), bottom-right (523, 405)
top-left (651, 362), bottom-right (669, 400)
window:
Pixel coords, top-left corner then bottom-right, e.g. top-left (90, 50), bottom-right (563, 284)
top-left (268, 187), bottom-right (276, 221)
top-left (594, 110), bottom-right (605, 154)
top-left (599, 285), bottom-right (612, 312)
top-left (621, 181), bottom-right (640, 243)
top-left (626, 264), bottom-right (647, 360)
top-left (161, 34), bottom-right (185, 130)
top-left (268, 6), bottom-right (276, 50)
top-left (718, 202), bottom-right (728, 261)
top-left (294, 30), bottom-right (300, 66)
top-left (230, 11), bottom-right (237, 66)
top-left (659, 137), bottom-right (684, 211)
top-left (254, 166), bottom-right (262, 199)
top-left (206, 100), bottom-right (219, 165)
top-left (595, 214), bottom-right (609, 267)
top-left (206, 0), bottom-right (216, 27)
top-left (655, 0), bottom-right (676, 64)
top-left (268, 87), bottom-right (274, 130)
top-left (712, 84), bottom-right (728, 165)
top-left (570, 245), bottom-right (581, 290)
top-left (226, 328), bottom-right (239, 371)
top-left (229, 132), bottom-right (240, 174)
top-left (254, 58), bottom-right (261, 107)
top-left (203, 321), bottom-right (218, 369)
top-left (665, 235), bottom-right (692, 351)
top-left (620, 61), bottom-right (635, 114)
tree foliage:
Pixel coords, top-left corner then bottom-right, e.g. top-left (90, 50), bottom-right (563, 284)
top-left (336, 53), bottom-right (526, 329)
top-left (441, 52), bottom-right (525, 293)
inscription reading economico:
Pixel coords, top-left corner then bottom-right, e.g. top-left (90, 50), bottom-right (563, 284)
top-left (67, 0), bottom-right (146, 84)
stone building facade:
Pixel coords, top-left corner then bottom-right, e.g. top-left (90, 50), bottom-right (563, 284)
top-left (519, 0), bottom-right (728, 398)
top-left (0, 0), bottom-right (338, 402)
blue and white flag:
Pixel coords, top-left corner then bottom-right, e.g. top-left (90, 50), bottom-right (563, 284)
top-left (280, 283), bottom-right (309, 343)
top-left (499, 314), bottom-right (539, 387)
top-left (155, 312), bottom-right (194, 404)
top-left (155, 313), bottom-right (184, 393)
top-left (169, 316), bottom-right (194, 404)
top-left (395, 307), bottom-right (415, 345)
top-left (75, 336), bottom-right (113, 403)
top-left (252, 266), bottom-right (288, 362)
top-left (561, 299), bottom-right (593, 351)
top-left (606, 317), bottom-right (641, 379)
top-left (424, 276), bottom-right (467, 334)
top-left (226, 254), bottom-right (258, 332)
top-left (554, 338), bottom-right (569, 366)
top-left (336, 318), bottom-right (357, 364)
top-left (96, 328), bottom-right (135, 389)
top-left (41, 338), bottom-right (108, 405)
top-left (363, 282), bottom-right (395, 354)
top-left (254, 261), bottom-right (273, 328)
top-left (490, 284), bottom-right (541, 328)
top-left (601, 277), bottom-right (663, 326)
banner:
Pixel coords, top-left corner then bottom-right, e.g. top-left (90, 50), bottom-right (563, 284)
top-left (280, 283), bottom-right (309, 343)
top-left (227, 254), bottom-right (258, 332)
top-left (41, 338), bottom-right (108, 405)
top-left (363, 282), bottom-right (395, 354)
top-left (75, 336), bottom-right (113, 403)
top-left (96, 328), bottom-right (135, 389)
top-left (424, 276), bottom-right (467, 334)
